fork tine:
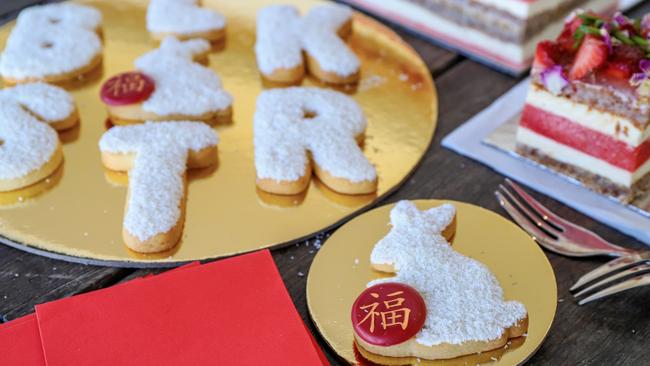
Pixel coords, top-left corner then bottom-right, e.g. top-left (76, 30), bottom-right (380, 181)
top-left (499, 184), bottom-right (560, 236)
top-left (578, 272), bottom-right (650, 305)
top-left (495, 191), bottom-right (555, 243)
top-left (573, 263), bottom-right (650, 297)
top-left (570, 255), bottom-right (645, 291)
top-left (504, 179), bottom-right (568, 229)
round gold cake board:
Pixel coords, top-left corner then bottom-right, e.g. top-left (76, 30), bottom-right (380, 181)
top-left (0, 0), bottom-right (437, 267)
top-left (307, 200), bottom-right (557, 365)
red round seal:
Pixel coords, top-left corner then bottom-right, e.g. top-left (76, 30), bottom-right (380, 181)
top-left (351, 282), bottom-right (426, 347)
top-left (100, 72), bottom-right (155, 106)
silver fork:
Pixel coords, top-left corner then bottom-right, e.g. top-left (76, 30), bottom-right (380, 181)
top-left (495, 179), bottom-right (650, 304)
top-left (495, 179), bottom-right (635, 257)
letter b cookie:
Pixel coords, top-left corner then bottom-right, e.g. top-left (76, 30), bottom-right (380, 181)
top-left (0, 3), bottom-right (103, 84)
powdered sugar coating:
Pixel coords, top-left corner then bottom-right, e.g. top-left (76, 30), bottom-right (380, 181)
top-left (0, 83), bottom-right (74, 180)
top-left (254, 87), bottom-right (375, 183)
top-left (5, 83), bottom-right (75, 123)
top-left (0, 3), bottom-right (102, 80)
top-left (370, 201), bottom-right (528, 346)
top-left (99, 121), bottom-right (219, 241)
top-left (255, 5), bottom-right (302, 74)
top-left (134, 37), bottom-right (233, 117)
top-left (255, 4), bottom-right (359, 77)
top-left (147, 0), bottom-right (226, 36)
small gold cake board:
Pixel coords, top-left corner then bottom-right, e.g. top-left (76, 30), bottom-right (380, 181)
top-left (0, 0), bottom-right (437, 267)
top-left (307, 200), bottom-right (557, 365)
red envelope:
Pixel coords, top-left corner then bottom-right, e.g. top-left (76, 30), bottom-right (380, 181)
top-left (36, 250), bottom-right (328, 365)
top-left (0, 314), bottom-right (46, 366)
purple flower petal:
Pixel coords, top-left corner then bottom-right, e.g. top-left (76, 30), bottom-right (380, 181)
top-left (630, 72), bottom-right (649, 88)
top-left (541, 66), bottom-right (569, 96)
top-left (602, 22), bottom-right (613, 32)
top-left (640, 59), bottom-right (650, 73)
top-left (614, 12), bottom-right (629, 27)
top-left (600, 28), bottom-right (613, 53)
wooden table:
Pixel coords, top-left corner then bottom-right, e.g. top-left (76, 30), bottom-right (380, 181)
top-left (1, 1), bottom-right (649, 365)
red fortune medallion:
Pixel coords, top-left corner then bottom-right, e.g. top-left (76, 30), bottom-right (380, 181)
top-left (351, 282), bottom-right (426, 347)
top-left (100, 72), bottom-right (155, 106)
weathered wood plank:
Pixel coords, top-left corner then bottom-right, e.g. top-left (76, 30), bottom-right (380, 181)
top-left (0, 245), bottom-right (129, 321)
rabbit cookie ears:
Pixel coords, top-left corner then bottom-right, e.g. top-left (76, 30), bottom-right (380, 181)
top-left (147, 0), bottom-right (226, 44)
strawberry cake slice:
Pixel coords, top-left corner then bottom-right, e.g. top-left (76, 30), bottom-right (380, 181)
top-left (517, 11), bottom-right (650, 202)
top-left (340, 0), bottom-right (616, 74)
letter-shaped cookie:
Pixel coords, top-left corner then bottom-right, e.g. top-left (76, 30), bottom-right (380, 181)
top-left (0, 3), bottom-right (103, 84)
top-left (0, 83), bottom-right (78, 191)
top-left (359, 201), bottom-right (528, 360)
top-left (254, 87), bottom-right (376, 195)
top-left (255, 4), bottom-right (359, 84)
top-left (101, 37), bottom-right (233, 125)
top-left (147, 0), bottom-right (226, 43)
top-left (99, 121), bottom-right (218, 253)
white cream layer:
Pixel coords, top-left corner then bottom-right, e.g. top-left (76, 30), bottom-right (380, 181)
top-left (517, 127), bottom-right (650, 187)
top-left (349, 0), bottom-right (611, 64)
top-left (475, 0), bottom-right (577, 18)
top-left (527, 86), bottom-right (650, 147)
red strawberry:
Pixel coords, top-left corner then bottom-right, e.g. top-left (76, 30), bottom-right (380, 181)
top-left (557, 16), bottom-right (583, 51)
top-left (601, 44), bottom-right (644, 80)
top-left (569, 35), bottom-right (608, 80)
top-left (533, 41), bottom-right (558, 71)
top-left (602, 61), bottom-right (634, 79)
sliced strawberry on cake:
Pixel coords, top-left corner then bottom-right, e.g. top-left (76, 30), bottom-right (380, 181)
top-left (517, 11), bottom-right (650, 203)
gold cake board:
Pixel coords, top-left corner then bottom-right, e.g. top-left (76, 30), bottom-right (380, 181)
top-left (0, 0), bottom-right (438, 267)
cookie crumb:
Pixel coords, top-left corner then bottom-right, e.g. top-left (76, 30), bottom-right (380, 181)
top-left (359, 74), bottom-right (386, 91)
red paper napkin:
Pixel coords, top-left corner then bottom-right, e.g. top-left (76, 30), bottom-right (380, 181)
top-left (35, 250), bottom-right (328, 365)
top-left (0, 314), bottom-right (45, 366)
